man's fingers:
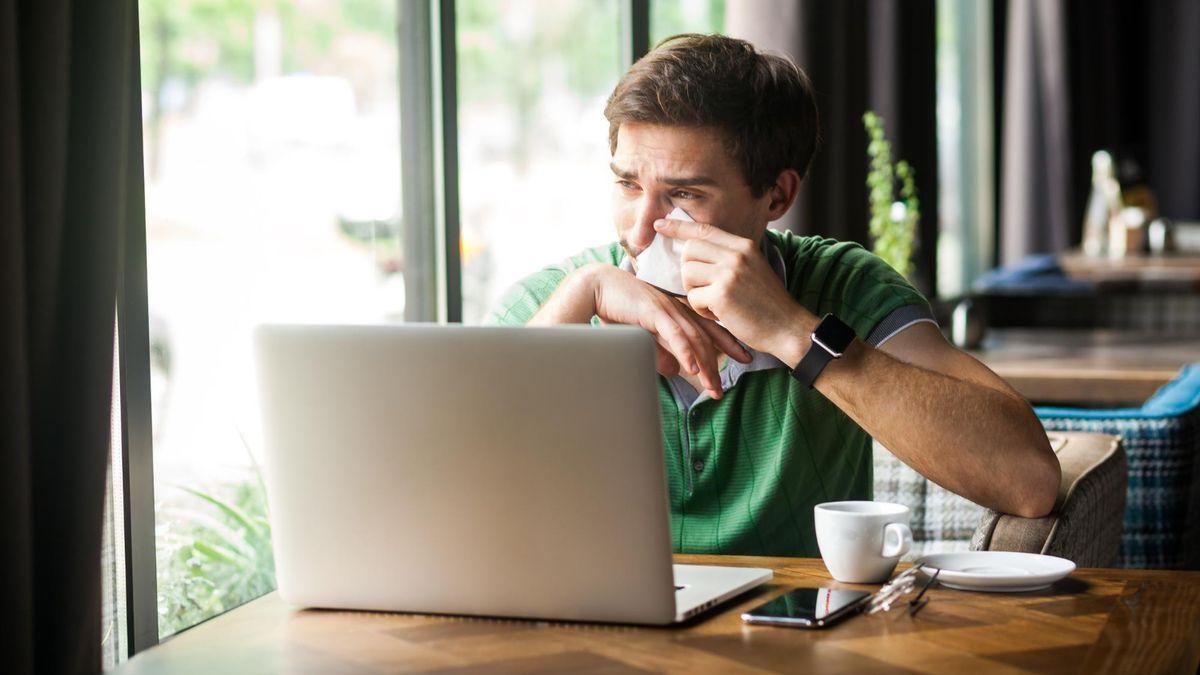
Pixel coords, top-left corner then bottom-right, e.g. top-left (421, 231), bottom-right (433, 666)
top-left (663, 299), bottom-right (717, 373)
top-left (654, 343), bottom-right (681, 377)
top-left (664, 303), bottom-right (723, 398)
top-left (651, 314), bottom-right (699, 376)
top-left (672, 295), bottom-right (749, 363)
top-left (680, 259), bottom-right (720, 292)
top-left (679, 238), bottom-right (732, 265)
top-left (692, 313), bottom-right (753, 364)
top-left (653, 218), bottom-right (742, 248)
top-left (686, 285), bottom-right (720, 324)
top-left (644, 298), bottom-right (723, 399)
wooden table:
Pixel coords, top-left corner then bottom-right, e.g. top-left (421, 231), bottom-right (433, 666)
top-left (1060, 250), bottom-right (1200, 291)
top-left (970, 328), bottom-right (1200, 406)
top-left (116, 555), bottom-right (1200, 674)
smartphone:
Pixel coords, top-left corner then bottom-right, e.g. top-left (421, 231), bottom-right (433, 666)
top-left (741, 588), bottom-right (872, 628)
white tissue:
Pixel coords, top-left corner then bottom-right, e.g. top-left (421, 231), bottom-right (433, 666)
top-left (635, 206), bottom-right (692, 295)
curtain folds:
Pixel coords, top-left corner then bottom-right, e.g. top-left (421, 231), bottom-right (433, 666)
top-left (1, 1), bottom-right (141, 673)
top-left (726, 0), bottom-right (939, 294)
top-left (999, 0), bottom-right (1071, 266)
top-left (1146, 0), bottom-right (1200, 221)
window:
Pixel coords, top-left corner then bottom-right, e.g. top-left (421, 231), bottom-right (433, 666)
top-left (119, 0), bottom-right (697, 656)
top-left (650, 0), bottom-right (725, 42)
top-left (935, 0), bottom-right (994, 298)
top-left (138, 0), bottom-right (403, 638)
top-left (102, 321), bottom-right (128, 669)
top-left (456, 0), bottom-right (624, 323)
top-left (455, 0), bottom-right (730, 324)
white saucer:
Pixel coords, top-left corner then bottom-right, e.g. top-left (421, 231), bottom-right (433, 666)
top-left (915, 551), bottom-right (1076, 592)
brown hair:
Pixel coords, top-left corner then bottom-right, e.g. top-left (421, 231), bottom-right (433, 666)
top-left (604, 34), bottom-right (820, 197)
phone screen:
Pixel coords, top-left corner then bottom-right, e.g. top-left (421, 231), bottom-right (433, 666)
top-left (741, 588), bottom-right (871, 627)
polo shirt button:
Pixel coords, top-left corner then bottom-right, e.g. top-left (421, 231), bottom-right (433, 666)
top-left (693, 459), bottom-right (705, 472)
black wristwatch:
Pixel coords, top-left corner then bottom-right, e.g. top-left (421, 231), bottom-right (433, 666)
top-left (791, 314), bottom-right (856, 388)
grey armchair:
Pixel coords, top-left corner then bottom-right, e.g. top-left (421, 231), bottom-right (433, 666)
top-left (971, 433), bottom-right (1126, 566)
top-left (874, 432), bottom-right (1127, 568)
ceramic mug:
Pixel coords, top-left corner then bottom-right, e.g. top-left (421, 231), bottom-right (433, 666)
top-left (814, 501), bottom-right (913, 583)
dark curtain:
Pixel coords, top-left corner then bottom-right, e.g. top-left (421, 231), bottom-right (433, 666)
top-left (1064, 0), bottom-right (1144, 244)
top-left (1146, 1), bottom-right (1200, 221)
top-left (997, 0), bottom-right (1200, 263)
top-left (1066, 0), bottom-right (1200, 226)
top-left (1, 0), bottom-right (141, 673)
top-left (727, 0), bottom-right (939, 295)
top-left (998, 0), bottom-right (1071, 266)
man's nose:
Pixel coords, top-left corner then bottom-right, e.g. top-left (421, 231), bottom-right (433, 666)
top-left (630, 197), bottom-right (670, 249)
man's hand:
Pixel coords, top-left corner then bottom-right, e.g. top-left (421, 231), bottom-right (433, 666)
top-left (530, 263), bottom-right (751, 399)
top-left (592, 265), bottom-right (752, 399)
top-left (655, 218), bottom-right (816, 360)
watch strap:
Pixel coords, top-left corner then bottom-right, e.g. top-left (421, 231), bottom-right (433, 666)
top-left (791, 314), bottom-right (855, 388)
top-left (792, 341), bottom-right (835, 388)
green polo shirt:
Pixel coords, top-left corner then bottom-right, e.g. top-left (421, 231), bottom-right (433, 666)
top-left (487, 229), bottom-right (933, 557)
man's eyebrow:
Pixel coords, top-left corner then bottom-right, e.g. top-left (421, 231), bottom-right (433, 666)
top-left (610, 163), bottom-right (637, 180)
top-left (609, 162), bottom-right (718, 187)
top-left (661, 174), bottom-right (718, 187)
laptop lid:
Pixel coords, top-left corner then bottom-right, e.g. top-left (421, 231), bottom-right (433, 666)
top-left (254, 324), bottom-right (679, 624)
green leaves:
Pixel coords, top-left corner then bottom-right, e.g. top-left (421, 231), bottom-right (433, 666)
top-left (156, 474), bottom-right (276, 638)
top-left (863, 111), bottom-right (919, 280)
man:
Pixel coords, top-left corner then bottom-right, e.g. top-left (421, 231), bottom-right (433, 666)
top-left (489, 34), bottom-right (1059, 557)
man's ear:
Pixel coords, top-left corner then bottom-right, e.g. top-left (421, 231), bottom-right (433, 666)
top-left (764, 169), bottom-right (801, 221)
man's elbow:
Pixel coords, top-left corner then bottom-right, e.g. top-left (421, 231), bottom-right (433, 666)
top-left (1010, 450), bottom-right (1062, 519)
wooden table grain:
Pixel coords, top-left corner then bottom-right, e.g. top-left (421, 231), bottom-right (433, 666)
top-left (116, 555), bottom-right (1200, 674)
top-left (970, 328), bottom-right (1200, 406)
top-left (1059, 250), bottom-right (1200, 290)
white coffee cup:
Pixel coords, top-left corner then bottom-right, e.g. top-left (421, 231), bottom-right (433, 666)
top-left (814, 501), bottom-right (913, 583)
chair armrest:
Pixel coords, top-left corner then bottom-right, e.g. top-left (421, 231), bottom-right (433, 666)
top-left (970, 432), bottom-right (1126, 567)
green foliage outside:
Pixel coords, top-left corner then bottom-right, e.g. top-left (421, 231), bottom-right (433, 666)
top-left (139, 0), bottom-right (394, 93)
top-left (650, 0), bottom-right (726, 43)
top-left (458, 0), bottom-right (620, 103)
top-left (139, 0), bottom-right (395, 176)
top-left (863, 111), bottom-right (920, 280)
top-left (457, 0), bottom-right (621, 169)
top-left (156, 473), bottom-right (274, 638)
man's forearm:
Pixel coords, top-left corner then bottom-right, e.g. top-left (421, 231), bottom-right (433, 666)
top-left (528, 266), bottom-right (599, 325)
top-left (816, 342), bottom-right (1059, 518)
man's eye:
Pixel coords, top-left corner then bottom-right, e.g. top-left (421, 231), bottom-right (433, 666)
top-left (616, 180), bottom-right (639, 191)
top-left (672, 190), bottom-right (700, 200)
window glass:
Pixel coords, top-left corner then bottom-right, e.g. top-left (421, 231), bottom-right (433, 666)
top-left (936, 0), bottom-right (994, 298)
top-left (457, 0), bottom-right (624, 323)
top-left (102, 322), bottom-right (127, 667)
top-left (138, 0), bottom-right (402, 637)
top-left (651, 0), bottom-right (726, 43)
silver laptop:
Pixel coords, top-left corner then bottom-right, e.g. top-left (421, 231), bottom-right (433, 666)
top-left (254, 323), bottom-right (771, 625)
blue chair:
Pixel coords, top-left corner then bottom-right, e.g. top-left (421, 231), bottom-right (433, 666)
top-left (1036, 364), bottom-right (1200, 569)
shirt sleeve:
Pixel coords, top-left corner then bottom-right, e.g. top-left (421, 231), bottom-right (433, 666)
top-left (485, 270), bottom-right (567, 326)
top-left (484, 243), bottom-right (624, 326)
top-left (865, 304), bottom-right (938, 347)
top-left (772, 231), bottom-right (936, 345)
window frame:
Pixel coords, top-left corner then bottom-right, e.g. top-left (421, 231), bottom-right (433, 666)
top-left (118, 0), bottom-right (158, 653)
top-left (118, 0), bottom-right (652, 658)
top-left (935, 0), bottom-right (995, 298)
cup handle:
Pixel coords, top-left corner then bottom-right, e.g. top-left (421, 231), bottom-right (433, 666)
top-left (881, 522), bottom-right (912, 559)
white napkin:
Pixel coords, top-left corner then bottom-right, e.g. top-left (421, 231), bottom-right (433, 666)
top-left (635, 206), bottom-right (691, 295)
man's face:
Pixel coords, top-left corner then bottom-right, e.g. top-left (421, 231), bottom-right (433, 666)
top-left (610, 122), bottom-right (773, 261)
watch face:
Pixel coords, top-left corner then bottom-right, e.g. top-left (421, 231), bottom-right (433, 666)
top-left (815, 314), bottom-right (856, 353)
